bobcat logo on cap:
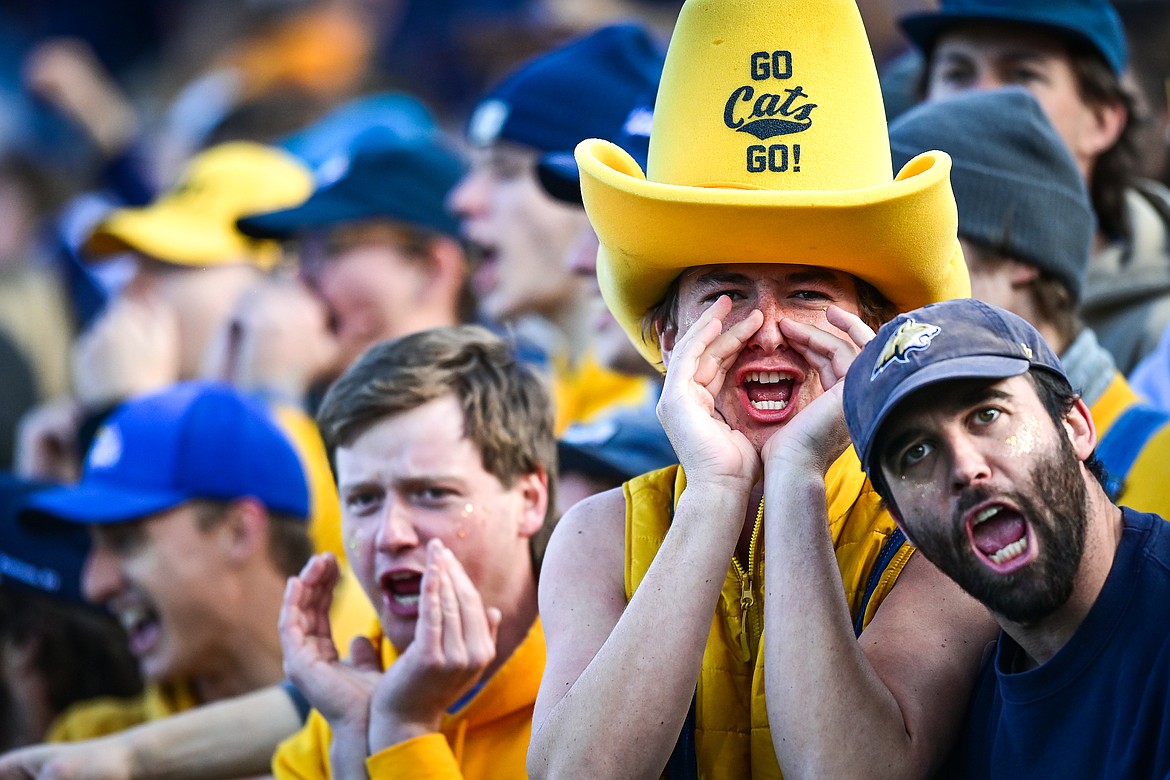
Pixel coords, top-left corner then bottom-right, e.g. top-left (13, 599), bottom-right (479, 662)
top-left (871, 319), bottom-right (941, 379)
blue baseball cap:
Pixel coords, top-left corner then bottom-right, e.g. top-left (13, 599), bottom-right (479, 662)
top-left (843, 298), bottom-right (1067, 474)
top-left (278, 92), bottom-right (437, 167)
top-left (0, 475), bottom-right (91, 604)
top-left (21, 382), bottom-right (311, 526)
top-left (558, 404), bottom-right (676, 484)
top-left (466, 23), bottom-right (665, 154)
top-left (238, 126), bottom-right (466, 239)
top-left (900, 0), bottom-right (1128, 76)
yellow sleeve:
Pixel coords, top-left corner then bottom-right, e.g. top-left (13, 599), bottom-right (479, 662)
top-left (366, 733), bottom-right (463, 779)
top-left (46, 697), bottom-right (150, 742)
top-left (272, 709), bottom-right (334, 780)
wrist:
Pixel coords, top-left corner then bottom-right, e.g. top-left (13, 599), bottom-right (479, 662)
top-left (368, 709), bottom-right (441, 754)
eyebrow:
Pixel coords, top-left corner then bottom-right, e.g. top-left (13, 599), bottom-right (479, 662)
top-left (690, 267), bottom-right (846, 290)
top-left (880, 384), bottom-right (1015, 459)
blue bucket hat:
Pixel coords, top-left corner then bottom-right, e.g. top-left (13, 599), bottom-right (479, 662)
top-left (900, 0), bottom-right (1128, 76)
top-left (238, 125), bottom-right (466, 239)
top-left (844, 298), bottom-right (1066, 474)
top-left (466, 23), bottom-right (665, 154)
top-left (21, 382), bottom-right (311, 526)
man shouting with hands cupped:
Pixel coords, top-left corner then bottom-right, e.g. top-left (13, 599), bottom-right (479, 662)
top-left (273, 325), bottom-right (555, 779)
top-left (527, 1), bottom-right (998, 778)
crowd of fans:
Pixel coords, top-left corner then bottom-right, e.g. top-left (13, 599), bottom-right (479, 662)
top-left (0, 0), bottom-right (1169, 777)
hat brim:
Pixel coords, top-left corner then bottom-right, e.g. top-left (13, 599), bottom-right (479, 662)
top-left (899, 11), bottom-right (1115, 72)
top-left (537, 152), bottom-right (584, 206)
top-left (20, 483), bottom-right (191, 526)
top-left (85, 207), bottom-right (277, 268)
top-left (578, 139), bottom-right (970, 366)
top-left (858, 354), bottom-right (1030, 469)
top-left (238, 188), bottom-right (461, 240)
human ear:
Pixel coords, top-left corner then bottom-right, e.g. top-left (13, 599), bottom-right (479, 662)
top-left (1063, 396), bottom-right (1097, 461)
top-left (218, 498), bottom-right (268, 564)
top-left (515, 468), bottom-right (549, 539)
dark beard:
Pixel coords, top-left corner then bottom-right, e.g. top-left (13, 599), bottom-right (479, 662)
top-left (909, 433), bottom-right (1089, 626)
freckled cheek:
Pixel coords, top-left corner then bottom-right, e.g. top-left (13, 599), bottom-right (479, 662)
top-left (1004, 419), bottom-right (1041, 455)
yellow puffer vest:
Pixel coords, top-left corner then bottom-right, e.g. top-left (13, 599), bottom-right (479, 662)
top-left (624, 449), bottom-right (913, 780)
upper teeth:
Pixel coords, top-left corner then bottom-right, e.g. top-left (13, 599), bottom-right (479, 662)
top-left (973, 507), bottom-right (1000, 526)
top-left (746, 371), bottom-right (789, 384)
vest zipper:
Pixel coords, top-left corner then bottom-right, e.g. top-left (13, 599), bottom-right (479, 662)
top-left (730, 497), bottom-right (764, 662)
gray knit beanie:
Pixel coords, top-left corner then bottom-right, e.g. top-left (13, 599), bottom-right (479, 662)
top-left (889, 87), bottom-right (1095, 302)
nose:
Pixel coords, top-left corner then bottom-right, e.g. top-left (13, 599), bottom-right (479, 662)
top-left (745, 291), bottom-right (787, 353)
top-left (974, 69), bottom-right (1005, 91)
top-left (375, 502), bottom-right (420, 554)
top-left (565, 225), bottom-right (600, 275)
top-left (81, 544), bottom-right (125, 606)
top-left (948, 432), bottom-right (991, 493)
top-left (447, 168), bottom-right (487, 219)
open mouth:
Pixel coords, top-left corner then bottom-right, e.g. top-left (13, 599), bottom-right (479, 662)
top-left (380, 571), bottom-right (423, 616)
top-left (743, 370), bottom-right (795, 412)
top-left (116, 604), bottom-right (161, 657)
top-left (967, 504), bottom-right (1034, 573)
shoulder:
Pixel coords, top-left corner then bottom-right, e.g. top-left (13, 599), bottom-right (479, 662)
top-left (541, 487), bottom-right (627, 594)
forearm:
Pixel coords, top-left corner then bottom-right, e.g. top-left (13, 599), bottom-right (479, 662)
top-left (530, 484), bottom-right (750, 780)
top-left (117, 686), bottom-right (301, 779)
top-left (762, 474), bottom-right (920, 780)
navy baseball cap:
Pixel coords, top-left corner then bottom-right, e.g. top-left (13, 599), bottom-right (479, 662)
top-left (21, 382), bottom-right (311, 526)
top-left (466, 23), bottom-right (665, 154)
top-left (238, 126), bottom-right (466, 239)
top-left (538, 96), bottom-right (656, 206)
top-left (558, 404), bottom-right (676, 485)
top-left (844, 298), bottom-right (1067, 474)
top-left (278, 92), bottom-right (437, 167)
top-left (900, 0), bottom-right (1128, 76)
top-left (0, 475), bottom-right (91, 604)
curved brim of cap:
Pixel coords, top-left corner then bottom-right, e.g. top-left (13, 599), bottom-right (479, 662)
top-left (537, 152), bottom-right (583, 206)
top-left (857, 354), bottom-right (1030, 469)
top-left (578, 139), bottom-right (971, 366)
top-left (900, 11), bottom-right (1114, 72)
top-left (238, 188), bottom-right (460, 240)
top-left (85, 207), bottom-right (278, 269)
top-left (20, 483), bottom-right (191, 526)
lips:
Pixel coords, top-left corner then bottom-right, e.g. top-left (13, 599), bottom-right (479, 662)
top-left (966, 504), bottom-right (1035, 573)
top-left (380, 570), bottom-right (423, 618)
top-left (114, 602), bottom-right (162, 657)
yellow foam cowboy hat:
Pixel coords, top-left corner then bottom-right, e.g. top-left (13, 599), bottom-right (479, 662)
top-left (84, 142), bottom-right (313, 270)
top-left (578, 0), bottom-right (970, 366)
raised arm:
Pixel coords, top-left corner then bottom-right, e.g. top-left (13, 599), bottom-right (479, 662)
top-left (0, 685), bottom-right (301, 780)
top-left (760, 307), bottom-right (997, 779)
top-left (529, 297), bottom-right (762, 779)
